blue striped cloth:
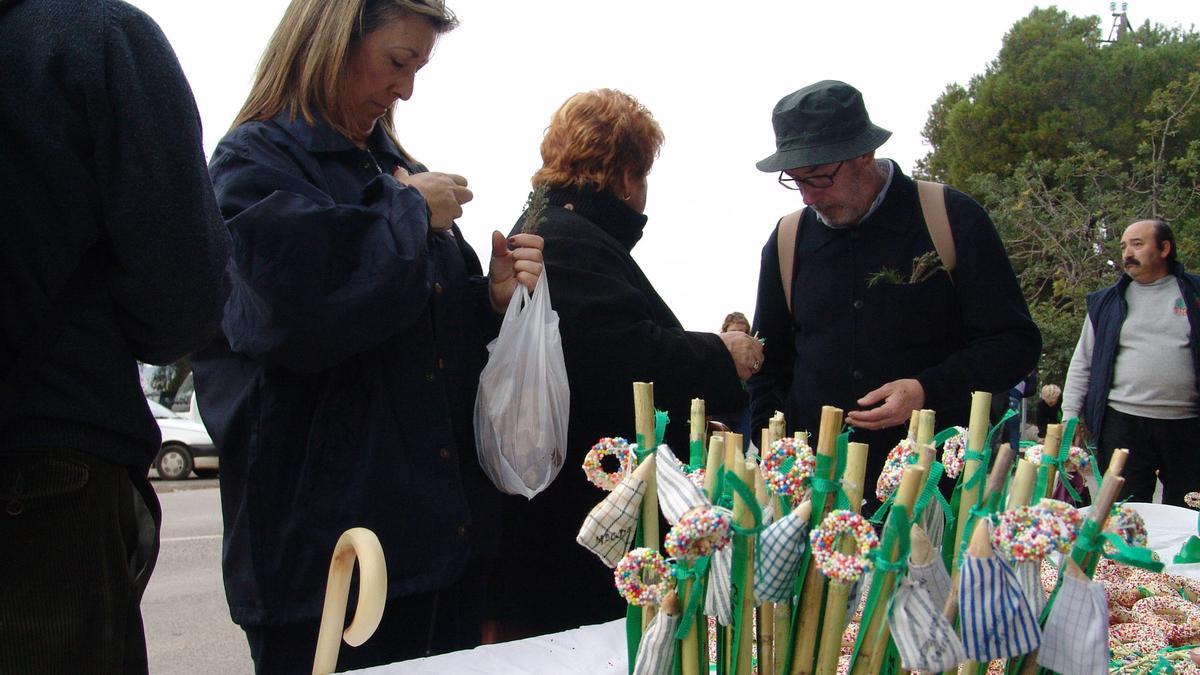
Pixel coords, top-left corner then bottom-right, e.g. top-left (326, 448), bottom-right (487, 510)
top-left (958, 554), bottom-right (1041, 660)
top-left (890, 577), bottom-right (966, 671)
top-left (704, 545), bottom-right (733, 626)
top-left (632, 609), bottom-right (680, 675)
top-left (654, 446), bottom-right (708, 525)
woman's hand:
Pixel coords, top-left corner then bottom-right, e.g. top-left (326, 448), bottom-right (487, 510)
top-left (488, 231), bottom-right (544, 312)
top-left (719, 331), bottom-right (764, 381)
top-left (393, 167), bottom-right (473, 231)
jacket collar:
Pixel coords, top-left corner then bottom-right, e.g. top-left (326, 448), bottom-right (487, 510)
top-left (270, 110), bottom-right (406, 163)
top-left (546, 186), bottom-right (649, 251)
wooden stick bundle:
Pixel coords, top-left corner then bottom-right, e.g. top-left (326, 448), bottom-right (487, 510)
top-left (850, 465), bottom-right (926, 675)
top-left (815, 442), bottom-right (869, 675)
top-left (789, 406), bottom-right (844, 675)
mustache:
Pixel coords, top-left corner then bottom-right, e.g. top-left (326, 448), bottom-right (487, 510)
top-left (1124, 258), bottom-right (1140, 267)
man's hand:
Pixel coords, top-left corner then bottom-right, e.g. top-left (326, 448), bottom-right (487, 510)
top-left (845, 378), bottom-right (925, 430)
top-left (393, 167), bottom-right (473, 232)
top-left (719, 331), bottom-right (765, 381)
top-left (488, 231), bottom-right (544, 312)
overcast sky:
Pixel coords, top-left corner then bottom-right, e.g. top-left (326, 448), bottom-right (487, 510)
top-left (128, 0), bottom-right (1196, 333)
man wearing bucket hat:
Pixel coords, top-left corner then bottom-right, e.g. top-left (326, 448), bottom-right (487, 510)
top-left (748, 81), bottom-right (1040, 504)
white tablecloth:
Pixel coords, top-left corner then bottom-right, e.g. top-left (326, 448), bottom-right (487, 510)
top-left (347, 502), bottom-right (1200, 674)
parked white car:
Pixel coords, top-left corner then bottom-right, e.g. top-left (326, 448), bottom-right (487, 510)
top-left (147, 397), bottom-right (217, 480)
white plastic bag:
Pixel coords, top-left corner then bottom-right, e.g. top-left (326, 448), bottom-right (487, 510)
top-left (474, 270), bottom-right (570, 498)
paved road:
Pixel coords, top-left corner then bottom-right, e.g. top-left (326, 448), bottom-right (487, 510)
top-left (143, 482), bottom-right (251, 674)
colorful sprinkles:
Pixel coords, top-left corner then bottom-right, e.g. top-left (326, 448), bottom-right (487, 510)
top-left (810, 509), bottom-right (879, 584)
top-left (664, 506), bottom-right (733, 561)
top-left (582, 437), bottom-right (638, 491)
top-left (760, 437), bottom-right (816, 503)
top-left (614, 547), bottom-right (673, 606)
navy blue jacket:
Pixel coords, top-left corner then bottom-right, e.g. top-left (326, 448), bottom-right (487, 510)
top-left (1081, 263), bottom-right (1200, 436)
top-left (1, 0), bottom-right (230, 467)
top-left (193, 113), bottom-right (500, 626)
top-left (749, 164), bottom-right (1040, 487)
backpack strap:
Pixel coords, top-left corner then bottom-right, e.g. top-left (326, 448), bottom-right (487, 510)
top-left (916, 180), bottom-right (955, 273)
top-left (776, 207), bottom-right (805, 311)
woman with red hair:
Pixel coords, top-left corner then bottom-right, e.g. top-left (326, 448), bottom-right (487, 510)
top-left (486, 89), bottom-right (762, 638)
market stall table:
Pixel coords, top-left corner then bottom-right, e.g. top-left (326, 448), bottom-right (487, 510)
top-left (347, 502), bottom-right (1200, 674)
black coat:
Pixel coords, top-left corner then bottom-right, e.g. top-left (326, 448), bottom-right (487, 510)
top-left (490, 187), bottom-right (745, 631)
top-left (749, 163), bottom-right (1040, 501)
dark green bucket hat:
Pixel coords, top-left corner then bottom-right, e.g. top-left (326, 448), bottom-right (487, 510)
top-left (756, 80), bottom-right (892, 172)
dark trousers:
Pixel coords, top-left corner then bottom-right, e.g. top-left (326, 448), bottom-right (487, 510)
top-left (0, 448), bottom-right (161, 674)
top-left (1097, 407), bottom-right (1200, 507)
top-left (244, 559), bottom-right (488, 674)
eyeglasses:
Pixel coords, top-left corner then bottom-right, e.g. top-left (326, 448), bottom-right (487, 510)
top-left (778, 161), bottom-right (845, 190)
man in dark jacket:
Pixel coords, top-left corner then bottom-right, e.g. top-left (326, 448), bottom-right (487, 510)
top-left (1062, 219), bottom-right (1200, 505)
top-left (0, 1), bottom-right (231, 671)
top-left (749, 81), bottom-right (1041, 506)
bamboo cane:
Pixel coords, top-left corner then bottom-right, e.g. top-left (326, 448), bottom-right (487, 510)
top-left (757, 437), bottom-right (776, 675)
top-left (851, 465), bottom-right (926, 675)
top-left (907, 409), bottom-right (920, 441)
top-left (917, 409), bottom-right (937, 447)
top-left (767, 414), bottom-right (790, 675)
top-left (704, 434), bottom-right (725, 501)
top-left (691, 398), bottom-right (706, 467)
top-left (1040, 423), bottom-right (1063, 499)
top-left (678, 400), bottom-right (709, 675)
top-left (1106, 447), bottom-right (1129, 481)
top-left (1008, 458), bottom-right (1037, 509)
top-left (942, 443), bottom-right (1016, 624)
top-left (952, 392), bottom-right (993, 571)
top-left (789, 406), bottom-right (844, 675)
top-left (312, 528), bottom-right (387, 675)
top-left (815, 442), bottom-right (869, 675)
top-left (725, 433), bottom-right (757, 675)
top-left (910, 524), bottom-right (935, 566)
top-left (633, 381), bottom-right (659, 630)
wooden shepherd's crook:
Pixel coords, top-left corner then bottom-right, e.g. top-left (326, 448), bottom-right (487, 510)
top-left (312, 528), bottom-right (387, 675)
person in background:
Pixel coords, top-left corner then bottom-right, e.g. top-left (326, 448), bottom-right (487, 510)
top-left (1062, 219), bottom-right (1200, 506)
top-left (715, 311), bottom-right (755, 446)
top-left (0, 0), bottom-right (231, 671)
top-left (487, 89), bottom-right (760, 640)
top-left (1035, 384), bottom-right (1063, 438)
top-left (749, 81), bottom-right (1041, 511)
top-left (191, 0), bottom-right (543, 671)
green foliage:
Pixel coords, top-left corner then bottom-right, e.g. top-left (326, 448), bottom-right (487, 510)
top-left (921, 7), bottom-right (1200, 187)
top-left (919, 8), bottom-right (1200, 388)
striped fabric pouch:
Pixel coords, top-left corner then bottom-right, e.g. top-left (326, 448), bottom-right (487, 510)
top-left (754, 508), bottom-right (808, 603)
top-left (1014, 560), bottom-right (1047, 618)
top-left (889, 576), bottom-right (966, 672)
top-left (632, 608), bottom-right (681, 675)
top-left (907, 554), bottom-right (953, 608)
top-left (1037, 574), bottom-right (1109, 675)
top-left (576, 475), bottom-right (647, 567)
top-left (958, 554), bottom-right (1042, 660)
top-left (705, 544), bottom-right (733, 625)
top-left (654, 446), bottom-right (709, 525)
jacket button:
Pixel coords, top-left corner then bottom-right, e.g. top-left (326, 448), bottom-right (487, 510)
top-left (852, 370), bottom-right (864, 380)
top-left (439, 447), bottom-right (451, 460)
top-left (425, 372), bottom-right (435, 382)
top-left (433, 283), bottom-right (443, 294)
top-left (852, 299), bottom-right (863, 310)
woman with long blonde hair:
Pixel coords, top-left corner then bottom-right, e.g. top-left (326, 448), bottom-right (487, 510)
top-left (192, 1), bottom-right (543, 670)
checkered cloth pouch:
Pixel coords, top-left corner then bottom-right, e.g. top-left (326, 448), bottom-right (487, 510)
top-left (754, 508), bottom-right (808, 603)
top-left (705, 544), bottom-right (733, 625)
top-left (632, 608), bottom-right (680, 675)
top-left (654, 446), bottom-right (708, 525)
top-left (889, 576), bottom-right (966, 672)
top-left (1037, 573), bottom-right (1108, 675)
top-left (576, 475), bottom-right (647, 567)
top-left (1014, 560), bottom-right (1047, 618)
top-left (907, 554), bottom-right (953, 608)
top-left (958, 554), bottom-right (1042, 660)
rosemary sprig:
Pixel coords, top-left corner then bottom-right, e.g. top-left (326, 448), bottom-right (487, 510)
top-left (866, 267), bottom-right (904, 288)
top-left (521, 185), bottom-right (549, 235)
